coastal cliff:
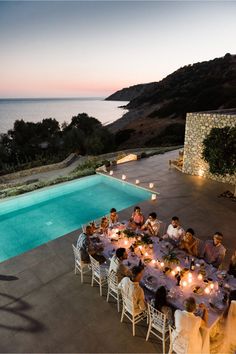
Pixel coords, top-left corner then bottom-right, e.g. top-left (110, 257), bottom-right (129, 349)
top-left (106, 53), bottom-right (236, 149)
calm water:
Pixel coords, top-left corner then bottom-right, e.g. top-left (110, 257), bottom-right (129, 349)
top-left (0, 174), bottom-right (151, 262)
top-left (0, 97), bottom-right (128, 133)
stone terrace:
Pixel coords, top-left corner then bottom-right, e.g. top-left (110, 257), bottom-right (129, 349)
top-left (0, 149), bottom-right (235, 353)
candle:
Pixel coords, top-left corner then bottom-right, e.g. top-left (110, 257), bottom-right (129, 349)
top-left (197, 274), bottom-right (203, 281)
top-left (135, 179), bottom-right (140, 184)
top-left (149, 183), bottom-right (154, 189)
top-left (171, 270), bottom-right (176, 276)
top-left (151, 260), bottom-right (156, 265)
top-left (188, 278), bottom-right (193, 284)
top-left (210, 283), bottom-right (214, 290)
top-left (176, 266), bottom-right (181, 272)
top-left (205, 287), bottom-right (210, 294)
top-left (124, 240), bottom-right (128, 246)
top-left (188, 273), bottom-right (193, 279)
top-left (122, 174), bottom-right (126, 180)
top-left (182, 280), bottom-right (187, 287)
top-left (138, 245), bottom-right (143, 250)
top-left (160, 262), bottom-right (164, 268)
top-left (145, 252), bottom-right (148, 257)
top-left (109, 170), bottom-right (113, 175)
top-left (151, 194), bottom-right (157, 200)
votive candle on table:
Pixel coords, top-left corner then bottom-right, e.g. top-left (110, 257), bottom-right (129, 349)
top-left (182, 280), bottom-right (187, 287)
top-left (124, 240), bottom-right (128, 246)
top-left (160, 262), bottom-right (164, 268)
top-left (109, 170), bottom-right (113, 175)
top-left (205, 287), bottom-right (210, 294)
top-left (176, 266), bottom-right (181, 272)
top-left (145, 252), bottom-right (148, 257)
top-left (151, 259), bottom-right (156, 265)
top-left (197, 274), bottom-right (203, 281)
top-left (210, 283), bottom-right (214, 290)
top-left (149, 183), bottom-right (154, 189)
top-left (171, 270), bottom-right (176, 276)
top-left (122, 174), bottom-right (126, 180)
top-left (151, 194), bottom-right (157, 200)
top-left (135, 179), bottom-right (140, 184)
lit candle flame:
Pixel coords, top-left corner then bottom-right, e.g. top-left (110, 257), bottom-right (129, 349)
top-left (197, 274), bottom-right (203, 281)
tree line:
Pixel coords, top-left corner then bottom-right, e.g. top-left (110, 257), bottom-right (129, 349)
top-left (0, 113), bottom-right (115, 174)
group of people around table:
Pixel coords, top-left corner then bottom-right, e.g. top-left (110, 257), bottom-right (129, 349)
top-left (76, 206), bottom-right (236, 354)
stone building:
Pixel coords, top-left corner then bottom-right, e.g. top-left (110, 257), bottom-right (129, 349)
top-left (182, 109), bottom-right (236, 185)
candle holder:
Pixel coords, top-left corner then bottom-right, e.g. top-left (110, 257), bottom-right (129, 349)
top-left (149, 183), bottom-right (154, 189)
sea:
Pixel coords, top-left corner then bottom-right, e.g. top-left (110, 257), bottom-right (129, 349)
top-left (0, 97), bottom-right (128, 134)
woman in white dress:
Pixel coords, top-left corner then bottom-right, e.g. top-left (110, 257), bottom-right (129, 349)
top-left (173, 297), bottom-right (208, 354)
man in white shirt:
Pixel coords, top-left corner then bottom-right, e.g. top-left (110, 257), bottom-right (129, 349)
top-left (118, 266), bottom-right (146, 313)
top-left (163, 216), bottom-right (185, 245)
top-left (109, 247), bottom-right (131, 283)
top-left (141, 212), bottom-right (160, 236)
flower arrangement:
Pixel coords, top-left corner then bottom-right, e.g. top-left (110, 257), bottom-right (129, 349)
top-left (117, 229), bottom-right (136, 238)
top-left (163, 251), bottom-right (180, 265)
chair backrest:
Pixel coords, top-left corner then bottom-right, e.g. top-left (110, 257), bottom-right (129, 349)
top-left (148, 303), bottom-right (167, 331)
top-left (72, 244), bottom-right (82, 265)
top-left (107, 270), bottom-right (119, 292)
top-left (121, 289), bottom-right (135, 314)
top-left (159, 221), bottom-right (167, 237)
top-left (168, 324), bottom-right (189, 354)
top-left (89, 254), bottom-right (101, 276)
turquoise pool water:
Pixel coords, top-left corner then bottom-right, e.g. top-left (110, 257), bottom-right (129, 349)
top-left (0, 174), bottom-right (152, 262)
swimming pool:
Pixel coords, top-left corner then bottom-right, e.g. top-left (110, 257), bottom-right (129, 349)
top-left (0, 174), bottom-right (152, 262)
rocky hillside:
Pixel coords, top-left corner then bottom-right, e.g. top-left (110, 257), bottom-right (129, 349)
top-left (105, 82), bottom-right (157, 101)
top-left (107, 53), bottom-right (236, 149)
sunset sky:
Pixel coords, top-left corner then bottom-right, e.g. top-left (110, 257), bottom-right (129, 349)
top-left (0, 1), bottom-right (235, 98)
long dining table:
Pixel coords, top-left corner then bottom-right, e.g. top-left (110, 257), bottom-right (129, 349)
top-left (94, 223), bottom-right (236, 353)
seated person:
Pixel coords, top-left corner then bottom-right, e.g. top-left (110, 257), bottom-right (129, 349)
top-left (201, 232), bottom-right (226, 269)
top-left (109, 247), bottom-right (131, 283)
top-left (109, 207), bottom-right (119, 227)
top-left (151, 286), bottom-right (173, 325)
top-left (129, 206), bottom-right (145, 229)
top-left (141, 212), bottom-right (160, 236)
top-left (210, 290), bottom-right (236, 353)
top-left (228, 250), bottom-right (236, 277)
top-left (118, 265), bottom-right (146, 313)
top-left (179, 228), bottom-right (199, 257)
top-left (99, 216), bottom-right (109, 235)
top-left (173, 297), bottom-right (208, 354)
top-left (163, 216), bottom-right (185, 245)
top-left (89, 220), bottom-right (98, 233)
top-left (76, 225), bottom-right (104, 264)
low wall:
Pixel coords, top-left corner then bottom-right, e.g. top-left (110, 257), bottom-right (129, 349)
top-left (0, 153), bottom-right (78, 183)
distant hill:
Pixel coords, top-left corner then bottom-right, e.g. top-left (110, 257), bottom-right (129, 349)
top-left (106, 53), bottom-right (236, 149)
top-left (105, 82), bottom-right (157, 101)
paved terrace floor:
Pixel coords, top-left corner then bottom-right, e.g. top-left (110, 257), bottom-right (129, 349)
top-left (0, 149), bottom-right (235, 353)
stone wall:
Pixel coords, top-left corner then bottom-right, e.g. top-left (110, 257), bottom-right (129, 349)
top-left (0, 153), bottom-right (78, 183)
top-left (182, 111), bottom-right (236, 185)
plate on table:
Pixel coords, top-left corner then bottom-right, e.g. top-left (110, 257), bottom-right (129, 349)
top-left (191, 285), bottom-right (204, 295)
top-left (143, 275), bottom-right (158, 291)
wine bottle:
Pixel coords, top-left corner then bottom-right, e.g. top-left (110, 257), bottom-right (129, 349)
top-left (190, 258), bottom-right (195, 271)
